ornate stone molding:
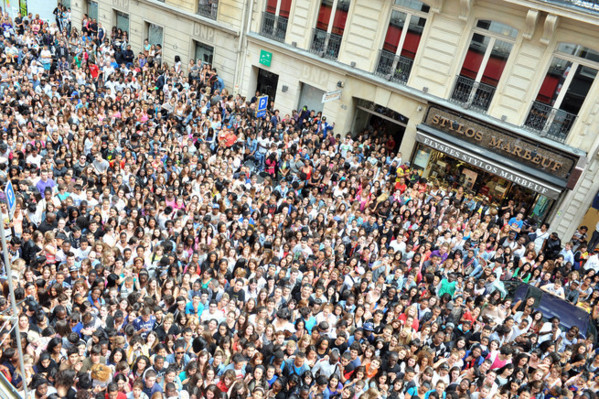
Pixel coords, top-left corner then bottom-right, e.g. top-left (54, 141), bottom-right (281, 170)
top-left (523, 9), bottom-right (539, 40)
top-left (459, 0), bottom-right (473, 21)
top-left (541, 14), bottom-right (559, 45)
top-left (429, 0), bottom-right (444, 13)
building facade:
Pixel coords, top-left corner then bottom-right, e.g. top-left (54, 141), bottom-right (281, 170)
top-left (71, 0), bottom-right (599, 240)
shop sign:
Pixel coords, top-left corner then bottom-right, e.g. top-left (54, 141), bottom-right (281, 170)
top-left (259, 50), bottom-right (272, 67)
top-left (322, 90), bottom-right (342, 103)
top-left (416, 133), bottom-right (562, 199)
top-left (423, 106), bottom-right (577, 180)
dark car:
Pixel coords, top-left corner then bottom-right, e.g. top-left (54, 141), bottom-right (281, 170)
top-left (508, 282), bottom-right (597, 341)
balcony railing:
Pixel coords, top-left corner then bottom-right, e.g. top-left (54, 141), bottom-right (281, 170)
top-left (310, 28), bottom-right (342, 60)
top-left (375, 50), bottom-right (413, 84)
top-left (450, 75), bottom-right (496, 112)
top-left (260, 12), bottom-right (288, 42)
top-left (524, 101), bottom-right (577, 143)
top-left (197, 1), bottom-right (218, 19)
top-left (538, 0), bottom-right (599, 14)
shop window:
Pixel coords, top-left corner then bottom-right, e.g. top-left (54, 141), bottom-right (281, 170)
top-left (198, 0), bottom-right (218, 20)
top-left (411, 142), bottom-right (554, 223)
top-left (194, 41), bottom-right (214, 65)
top-left (309, 0), bottom-right (350, 60)
top-left (115, 10), bottom-right (130, 35)
top-left (524, 43), bottom-right (599, 143)
top-left (87, 0), bottom-right (98, 20)
top-left (375, 0), bottom-right (429, 84)
top-left (451, 20), bottom-right (518, 112)
top-left (146, 23), bottom-right (163, 48)
top-left (61, 0), bottom-right (72, 8)
top-left (260, 0), bottom-right (292, 42)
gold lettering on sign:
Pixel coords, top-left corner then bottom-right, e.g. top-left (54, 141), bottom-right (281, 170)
top-left (552, 161), bottom-right (563, 172)
top-left (429, 115), bottom-right (484, 142)
top-left (193, 23), bottom-right (215, 43)
top-left (427, 110), bottom-right (569, 173)
top-left (490, 137), bottom-right (503, 148)
top-left (487, 139), bottom-right (561, 171)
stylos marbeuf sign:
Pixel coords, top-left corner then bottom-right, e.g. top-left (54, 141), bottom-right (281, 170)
top-left (424, 107), bottom-right (577, 180)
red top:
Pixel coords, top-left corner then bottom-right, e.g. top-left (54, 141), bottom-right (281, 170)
top-left (89, 64), bottom-right (99, 79)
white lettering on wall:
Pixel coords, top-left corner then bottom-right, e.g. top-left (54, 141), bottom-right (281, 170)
top-left (112, 0), bottom-right (130, 9)
top-left (301, 64), bottom-right (329, 87)
top-left (193, 23), bottom-right (215, 43)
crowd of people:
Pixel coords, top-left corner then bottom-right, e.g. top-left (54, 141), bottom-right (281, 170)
top-left (0, 4), bottom-right (597, 399)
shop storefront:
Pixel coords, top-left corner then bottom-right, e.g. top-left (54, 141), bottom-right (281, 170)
top-left (411, 106), bottom-right (580, 222)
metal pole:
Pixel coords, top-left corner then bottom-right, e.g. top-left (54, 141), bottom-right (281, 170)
top-left (0, 217), bottom-right (28, 399)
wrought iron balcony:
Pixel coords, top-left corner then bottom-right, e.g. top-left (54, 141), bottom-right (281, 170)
top-left (310, 28), bottom-right (342, 60)
top-left (375, 50), bottom-right (413, 84)
top-left (538, 0), bottom-right (599, 14)
top-left (450, 75), bottom-right (496, 113)
top-left (524, 101), bottom-right (577, 143)
top-left (260, 12), bottom-right (288, 42)
top-left (197, 1), bottom-right (218, 19)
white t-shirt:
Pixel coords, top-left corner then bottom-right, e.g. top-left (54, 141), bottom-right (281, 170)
top-left (534, 229), bottom-right (550, 253)
top-left (543, 283), bottom-right (564, 297)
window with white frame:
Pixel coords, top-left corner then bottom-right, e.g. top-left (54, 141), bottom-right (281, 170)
top-left (524, 43), bottom-right (599, 143)
top-left (375, 0), bottom-right (429, 84)
top-left (260, 0), bottom-right (292, 42)
top-left (309, 0), bottom-right (350, 59)
top-left (451, 20), bottom-right (518, 112)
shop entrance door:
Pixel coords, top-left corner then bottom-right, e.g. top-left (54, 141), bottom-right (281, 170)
top-left (256, 68), bottom-right (279, 103)
top-left (353, 99), bottom-right (408, 151)
top-left (369, 114), bottom-right (405, 151)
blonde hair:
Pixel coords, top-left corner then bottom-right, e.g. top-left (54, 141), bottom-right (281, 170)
top-left (359, 388), bottom-right (381, 399)
top-left (187, 315), bottom-right (200, 328)
top-left (23, 354), bottom-right (33, 366)
top-left (13, 259), bottom-right (26, 274)
top-left (44, 231), bottom-right (55, 244)
top-left (286, 340), bottom-right (297, 350)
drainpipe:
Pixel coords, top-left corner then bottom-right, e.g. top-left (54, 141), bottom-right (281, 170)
top-left (233, 0), bottom-right (248, 90)
top-left (237, 0), bottom-right (255, 95)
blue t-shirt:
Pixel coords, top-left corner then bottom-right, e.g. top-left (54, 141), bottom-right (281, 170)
top-left (508, 217), bottom-right (523, 230)
top-left (132, 315), bottom-right (156, 338)
top-left (425, 390), bottom-right (446, 399)
top-left (407, 386), bottom-right (418, 398)
top-left (185, 301), bottom-right (205, 317)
